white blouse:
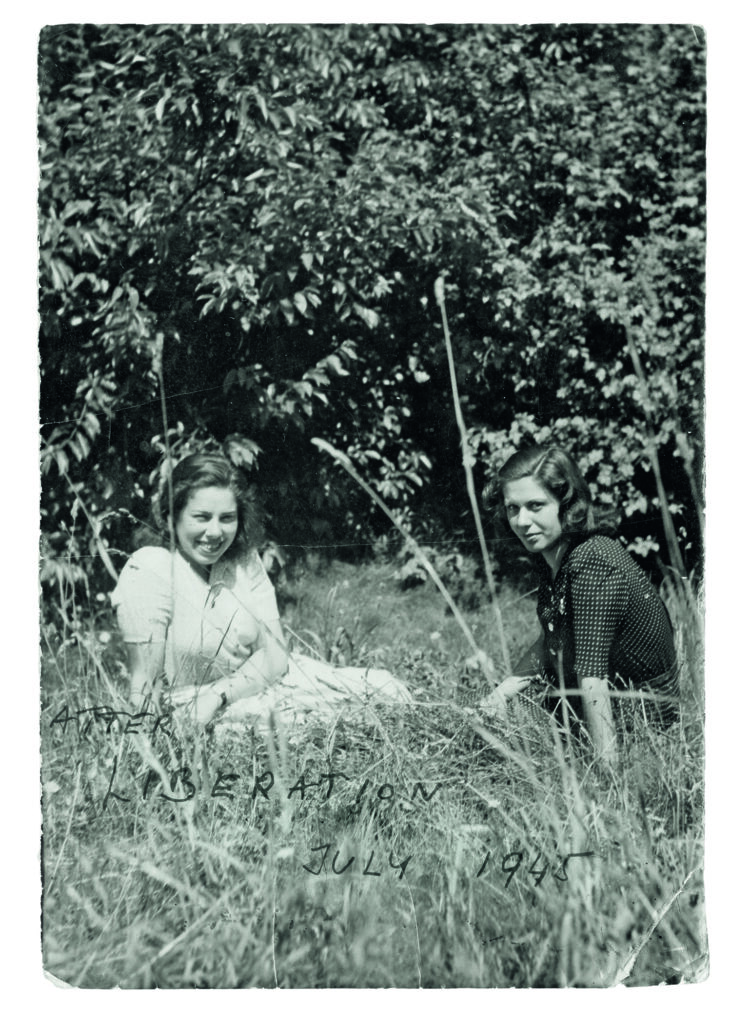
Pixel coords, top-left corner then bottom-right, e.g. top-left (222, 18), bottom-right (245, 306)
top-left (111, 545), bottom-right (280, 701)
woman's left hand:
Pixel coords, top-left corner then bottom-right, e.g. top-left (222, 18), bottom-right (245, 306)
top-left (481, 675), bottom-right (534, 719)
top-left (189, 687), bottom-right (227, 727)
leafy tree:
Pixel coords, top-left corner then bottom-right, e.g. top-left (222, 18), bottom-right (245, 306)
top-left (38, 23), bottom-right (704, 596)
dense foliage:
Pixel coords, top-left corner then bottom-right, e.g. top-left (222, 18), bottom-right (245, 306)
top-left (38, 23), bottom-right (705, 595)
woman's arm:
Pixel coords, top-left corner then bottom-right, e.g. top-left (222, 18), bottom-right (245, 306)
top-left (222, 549), bottom-right (288, 696)
top-left (564, 549), bottom-right (623, 766)
top-left (481, 674), bottom-right (535, 719)
top-left (579, 676), bottom-right (618, 767)
top-left (189, 616), bottom-right (289, 726)
top-left (481, 635), bottom-right (545, 718)
top-left (125, 641), bottom-right (166, 708)
top-left (227, 616), bottom-right (289, 700)
top-left (113, 548), bottom-right (172, 709)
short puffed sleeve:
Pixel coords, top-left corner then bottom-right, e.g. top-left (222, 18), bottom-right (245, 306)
top-left (111, 546), bottom-right (173, 643)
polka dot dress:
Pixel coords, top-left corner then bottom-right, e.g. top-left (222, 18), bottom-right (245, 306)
top-left (535, 535), bottom-right (678, 726)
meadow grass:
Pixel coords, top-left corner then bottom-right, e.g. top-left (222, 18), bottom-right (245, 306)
top-left (40, 557), bottom-right (706, 988)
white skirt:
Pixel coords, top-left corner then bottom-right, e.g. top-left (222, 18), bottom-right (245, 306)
top-left (172, 652), bottom-right (413, 730)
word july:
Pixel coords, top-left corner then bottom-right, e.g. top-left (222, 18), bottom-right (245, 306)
top-left (302, 843), bottom-right (412, 879)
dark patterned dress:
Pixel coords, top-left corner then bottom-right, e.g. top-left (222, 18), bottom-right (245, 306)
top-left (520, 535), bottom-right (679, 730)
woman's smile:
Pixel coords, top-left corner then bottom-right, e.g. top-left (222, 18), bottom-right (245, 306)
top-left (198, 540), bottom-right (226, 554)
top-left (175, 486), bottom-right (239, 574)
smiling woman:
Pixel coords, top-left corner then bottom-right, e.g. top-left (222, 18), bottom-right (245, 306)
top-left (174, 486), bottom-right (240, 571)
top-left (111, 454), bottom-right (412, 729)
top-left (482, 446), bottom-right (679, 766)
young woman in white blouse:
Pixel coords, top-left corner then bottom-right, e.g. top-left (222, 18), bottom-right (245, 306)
top-left (113, 454), bottom-right (410, 729)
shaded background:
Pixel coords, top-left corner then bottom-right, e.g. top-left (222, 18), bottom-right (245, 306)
top-left (38, 23), bottom-right (705, 599)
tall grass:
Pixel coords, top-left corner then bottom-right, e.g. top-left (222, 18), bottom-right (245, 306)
top-left (40, 558), bottom-right (706, 987)
top-left (40, 277), bottom-right (706, 986)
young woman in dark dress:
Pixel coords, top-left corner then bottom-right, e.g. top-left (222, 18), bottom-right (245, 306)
top-left (483, 446), bottom-right (679, 766)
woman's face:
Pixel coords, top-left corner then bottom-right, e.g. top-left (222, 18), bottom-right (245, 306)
top-left (175, 486), bottom-right (239, 572)
top-left (502, 476), bottom-right (563, 560)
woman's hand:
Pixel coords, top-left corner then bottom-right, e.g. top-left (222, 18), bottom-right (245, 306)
top-left (189, 669), bottom-right (271, 726)
top-left (189, 657), bottom-right (281, 727)
top-left (186, 687), bottom-right (227, 728)
top-left (481, 675), bottom-right (534, 719)
top-left (183, 626), bottom-right (288, 727)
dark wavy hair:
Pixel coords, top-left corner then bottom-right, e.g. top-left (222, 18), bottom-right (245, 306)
top-left (488, 445), bottom-right (599, 540)
top-left (153, 453), bottom-right (264, 557)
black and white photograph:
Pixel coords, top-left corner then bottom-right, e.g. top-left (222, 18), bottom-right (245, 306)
top-left (35, 14), bottom-right (710, 991)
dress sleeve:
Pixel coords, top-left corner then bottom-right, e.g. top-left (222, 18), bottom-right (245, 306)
top-left (111, 546), bottom-right (173, 643)
top-left (568, 550), bottom-right (628, 679)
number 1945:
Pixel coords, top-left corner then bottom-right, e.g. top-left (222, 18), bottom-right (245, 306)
top-left (476, 849), bottom-right (595, 887)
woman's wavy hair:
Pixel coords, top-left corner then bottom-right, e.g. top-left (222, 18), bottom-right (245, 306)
top-left (150, 453), bottom-right (264, 557)
top-left (488, 445), bottom-right (599, 540)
